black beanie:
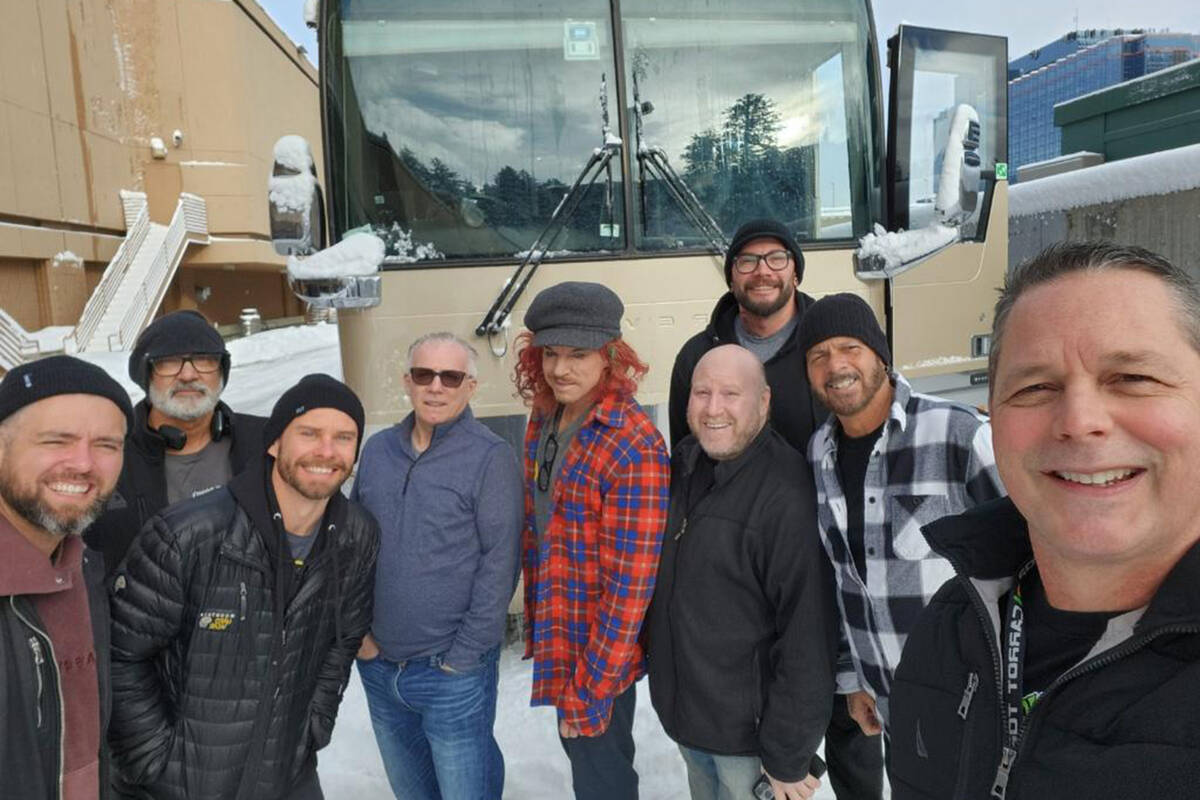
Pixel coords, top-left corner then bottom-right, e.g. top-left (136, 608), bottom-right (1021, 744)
top-left (724, 218), bottom-right (806, 286)
top-left (796, 293), bottom-right (892, 366)
top-left (263, 374), bottom-right (365, 458)
top-left (129, 310), bottom-right (229, 390)
top-left (0, 355), bottom-right (134, 431)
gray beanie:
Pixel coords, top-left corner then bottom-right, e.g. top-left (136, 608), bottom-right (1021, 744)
top-left (796, 293), bottom-right (891, 366)
top-left (525, 282), bottom-right (623, 349)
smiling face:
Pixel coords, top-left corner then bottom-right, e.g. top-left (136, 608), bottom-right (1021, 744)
top-left (268, 407), bottom-right (358, 501)
top-left (0, 394), bottom-right (126, 538)
top-left (806, 336), bottom-right (891, 429)
top-left (542, 345), bottom-right (607, 417)
top-left (687, 345), bottom-right (770, 460)
top-left (404, 339), bottom-right (477, 431)
top-left (990, 269), bottom-right (1200, 573)
top-left (147, 354), bottom-right (224, 422)
top-left (730, 236), bottom-right (797, 318)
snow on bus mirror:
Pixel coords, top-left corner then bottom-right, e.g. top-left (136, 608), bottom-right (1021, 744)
top-left (934, 104), bottom-right (982, 227)
top-left (269, 135), bottom-right (325, 256)
top-left (853, 222), bottom-right (960, 279)
top-left (287, 233), bottom-right (385, 309)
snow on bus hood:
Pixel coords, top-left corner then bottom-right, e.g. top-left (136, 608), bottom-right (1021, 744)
top-left (287, 233), bottom-right (385, 280)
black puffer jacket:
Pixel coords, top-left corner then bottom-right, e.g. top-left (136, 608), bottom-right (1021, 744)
top-left (109, 460), bottom-right (379, 800)
top-left (85, 399), bottom-right (266, 577)
top-left (668, 290), bottom-right (824, 451)
top-left (2, 546), bottom-right (111, 800)
top-left (645, 428), bottom-right (837, 782)
top-left (889, 497), bottom-right (1200, 799)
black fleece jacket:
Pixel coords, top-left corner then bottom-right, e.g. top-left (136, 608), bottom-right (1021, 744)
top-left (889, 497), bottom-right (1200, 800)
top-left (84, 399), bottom-right (265, 578)
top-left (645, 428), bottom-right (837, 781)
top-left (108, 459), bottom-right (379, 800)
top-left (668, 290), bottom-right (825, 451)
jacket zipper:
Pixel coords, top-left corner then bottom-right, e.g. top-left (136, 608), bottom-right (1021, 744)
top-left (11, 598), bottom-right (65, 800)
top-left (239, 581), bottom-right (247, 621)
top-left (951, 671), bottom-right (980, 799)
top-left (29, 636), bottom-right (45, 728)
top-left (997, 622), bottom-right (1200, 798)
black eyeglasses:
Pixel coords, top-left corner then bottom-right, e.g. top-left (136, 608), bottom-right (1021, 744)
top-left (732, 249), bottom-right (792, 274)
top-left (151, 354), bottom-right (222, 377)
top-left (409, 367), bottom-right (469, 388)
top-left (537, 430), bottom-right (559, 492)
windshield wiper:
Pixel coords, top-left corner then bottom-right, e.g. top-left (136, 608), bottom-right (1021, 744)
top-left (475, 75), bottom-right (622, 338)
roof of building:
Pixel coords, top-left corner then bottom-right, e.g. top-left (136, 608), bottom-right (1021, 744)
top-left (1054, 57), bottom-right (1200, 123)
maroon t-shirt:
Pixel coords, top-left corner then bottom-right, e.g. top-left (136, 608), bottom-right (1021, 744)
top-left (0, 514), bottom-right (100, 800)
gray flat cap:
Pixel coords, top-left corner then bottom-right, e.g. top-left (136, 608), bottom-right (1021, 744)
top-left (525, 281), bottom-right (624, 349)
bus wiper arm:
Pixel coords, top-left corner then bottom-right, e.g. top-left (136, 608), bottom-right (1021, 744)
top-left (475, 76), bottom-right (621, 338)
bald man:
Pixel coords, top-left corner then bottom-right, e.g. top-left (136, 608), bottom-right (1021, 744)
top-left (646, 345), bottom-right (837, 800)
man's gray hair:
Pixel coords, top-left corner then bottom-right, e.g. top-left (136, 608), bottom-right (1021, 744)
top-left (990, 241), bottom-right (1200, 386)
top-left (406, 332), bottom-right (479, 378)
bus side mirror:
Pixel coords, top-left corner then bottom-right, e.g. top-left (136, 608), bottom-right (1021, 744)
top-left (269, 135), bottom-right (326, 256)
top-left (935, 104), bottom-right (982, 226)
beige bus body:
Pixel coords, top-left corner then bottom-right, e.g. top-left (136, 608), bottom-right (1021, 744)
top-left (339, 182), bottom-right (1006, 431)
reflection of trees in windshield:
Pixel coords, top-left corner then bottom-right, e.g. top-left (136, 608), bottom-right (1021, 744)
top-left (641, 92), bottom-right (815, 246)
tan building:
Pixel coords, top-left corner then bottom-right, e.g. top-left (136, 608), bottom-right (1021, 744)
top-left (0, 0), bottom-right (320, 366)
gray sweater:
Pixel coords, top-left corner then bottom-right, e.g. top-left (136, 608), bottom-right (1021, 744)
top-left (352, 407), bottom-right (523, 669)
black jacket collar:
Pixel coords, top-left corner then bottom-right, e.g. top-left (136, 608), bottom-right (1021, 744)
top-left (130, 398), bottom-right (239, 462)
top-left (704, 289), bottom-right (816, 355)
top-left (677, 424), bottom-right (778, 488)
top-left (924, 496), bottom-right (1200, 629)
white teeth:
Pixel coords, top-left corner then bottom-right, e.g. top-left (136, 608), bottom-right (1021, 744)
top-left (703, 421), bottom-right (730, 429)
top-left (829, 376), bottom-right (857, 390)
top-left (49, 482), bottom-right (88, 494)
top-left (1056, 469), bottom-right (1135, 486)
top-left (304, 466), bottom-right (334, 474)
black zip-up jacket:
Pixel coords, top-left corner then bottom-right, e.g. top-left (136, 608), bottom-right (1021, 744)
top-left (889, 497), bottom-right (1200, 799)
top-left (645, 428), bottom-right (837, 782)
top-left (108, 460), bottom-right (379, 800)
top-left (85, 399), bottom-right (266, 577)
top-left (1, 547), bottom-right (111, 800)
top-left (668, 290), bottom-right (824, 451)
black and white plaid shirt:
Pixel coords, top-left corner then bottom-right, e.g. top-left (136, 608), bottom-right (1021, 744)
top-left (808, 373), bottom-right (1005, 723)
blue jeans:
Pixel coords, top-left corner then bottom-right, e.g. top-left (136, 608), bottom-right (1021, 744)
top-left (677, 745), bottom-right (762, 800)
top-left (357, 648), bottom-right (503, 800)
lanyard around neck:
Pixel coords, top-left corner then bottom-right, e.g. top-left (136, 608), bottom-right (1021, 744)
top-left (993, 562), bottom-right (1038, 798)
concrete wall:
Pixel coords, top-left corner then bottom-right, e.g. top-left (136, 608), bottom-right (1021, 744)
top-left (1009, 187), bottom-right (1200, 278)
top-left (0, 0), bottom-right (321, 332)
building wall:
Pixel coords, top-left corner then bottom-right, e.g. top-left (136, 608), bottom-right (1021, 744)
top-left (1008, 32), bottom-right (1200, 181)
top-left (0, 0), bottom-right (321, 333)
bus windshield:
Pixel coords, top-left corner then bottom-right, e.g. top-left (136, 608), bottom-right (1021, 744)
top-left (324, 0), bottom-right (882, 265)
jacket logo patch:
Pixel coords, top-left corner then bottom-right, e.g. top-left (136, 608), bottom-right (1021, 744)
top-left (198, 611), bottom-right (236, 631)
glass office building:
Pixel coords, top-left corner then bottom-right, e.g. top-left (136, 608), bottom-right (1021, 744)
top-left (1009, 30), bottom-right (1199, 180)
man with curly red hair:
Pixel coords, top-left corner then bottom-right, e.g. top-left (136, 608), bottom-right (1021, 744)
top-left (513, 281), bottom-right (670, 800)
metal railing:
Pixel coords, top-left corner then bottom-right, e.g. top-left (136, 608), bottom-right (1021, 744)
top-left (63, 192), bottom-right (151, 353)
top-left (0, 306), bottom-right (38, 373)
top-left (107, 193), bottom-right (209, 351)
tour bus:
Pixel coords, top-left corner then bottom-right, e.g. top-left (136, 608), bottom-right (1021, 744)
top-left (271, 1), bottom-right (1008, 442)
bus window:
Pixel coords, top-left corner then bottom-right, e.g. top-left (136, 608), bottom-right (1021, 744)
top-left (326, 1), bottom-right (624, 264)
top-left (620, 0), bottom-right (881, 249)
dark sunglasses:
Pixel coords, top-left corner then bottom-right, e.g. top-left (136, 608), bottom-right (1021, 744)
top-left (537, 430), bottom-right (559, 492)
top-left (409, 367), bottom-right (469, 388)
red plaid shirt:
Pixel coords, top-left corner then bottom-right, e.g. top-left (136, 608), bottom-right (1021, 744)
top-left (522, 390), bottom-right (670, 735)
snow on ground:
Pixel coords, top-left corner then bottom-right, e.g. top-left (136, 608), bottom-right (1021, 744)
top-left (321, 643), bottom-right (848, 800)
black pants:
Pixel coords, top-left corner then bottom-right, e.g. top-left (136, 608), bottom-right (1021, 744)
top-left (559, 683), bottom-right (638, 800)
top-left (824, 696), bottom-right (884, 800)
top-left (284, 766), bottom-right (325, 800)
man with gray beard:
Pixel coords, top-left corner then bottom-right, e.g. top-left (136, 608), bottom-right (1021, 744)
top-left (0, 355), bottom-right (133, 799)
top-left (84, 310), bottom-right (264, 576)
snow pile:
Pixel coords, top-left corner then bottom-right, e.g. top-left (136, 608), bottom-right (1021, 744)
top-left (1010, 143), bottom-right (1200, 217)
top-left (303, 0), bottom-right (319, 28)
top-left (288, 234), bottom-right (385, 280)
top-left (856, 223), bottom-right (958, 270)
top-left (273, 135), bottom-right (315, 173)
top-left (377, 222), bottom-right (444, 262)
top-left (28, 326), bottom-right (74, 352)
top-left (52, 251), bottom-right (82, 269)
